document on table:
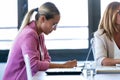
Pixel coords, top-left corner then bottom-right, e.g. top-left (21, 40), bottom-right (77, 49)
top-left (96, 66), bottom-right (120, 74)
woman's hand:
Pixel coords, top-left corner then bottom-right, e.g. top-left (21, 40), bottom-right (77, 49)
top-left (63, 59), bottom-right (77, 68)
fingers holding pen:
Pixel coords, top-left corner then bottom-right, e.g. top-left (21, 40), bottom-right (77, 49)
top-left (63, 59), bottom-right (77, 68)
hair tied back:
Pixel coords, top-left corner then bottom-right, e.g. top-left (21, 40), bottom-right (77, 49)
top-left (34, 8), bottom-right (38, 12)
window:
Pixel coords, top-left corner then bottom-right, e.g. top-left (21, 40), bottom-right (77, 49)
top-left (28, 0), bottom-right (88, 49)
top-left (0, 0), bottom-right (18, 50)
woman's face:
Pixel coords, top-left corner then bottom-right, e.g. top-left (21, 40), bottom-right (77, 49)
top-left (41, 15), bottom-right (60, 35)
top-left (116, 7), bottom-right (120, 25)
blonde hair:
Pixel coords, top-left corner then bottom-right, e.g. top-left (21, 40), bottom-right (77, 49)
top-left (19, 2), bottom-right (60, 33)
top-left (98, 1), bottom-right (120, 40)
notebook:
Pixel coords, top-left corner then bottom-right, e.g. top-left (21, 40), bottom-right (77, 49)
top-left (96, 66), bottom-right (120, 74)
top-left (45, 67), bottom-right (83, 75)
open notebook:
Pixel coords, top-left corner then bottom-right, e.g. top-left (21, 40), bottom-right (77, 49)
top-left (45, 61), bottom-right (84, 75)
top-left (45, 67), bottom-right (83, 75)
top-left (96, 66), bottom-right (120, 74)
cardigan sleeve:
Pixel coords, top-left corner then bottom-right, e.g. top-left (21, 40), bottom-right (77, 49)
top-left (21, 32), bottom-right (50, 75)
top-left (94, 32), bottom-right (107, 66)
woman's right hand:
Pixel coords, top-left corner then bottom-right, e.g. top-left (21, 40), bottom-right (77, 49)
top-left (63, 59), bottom-right (77, 68)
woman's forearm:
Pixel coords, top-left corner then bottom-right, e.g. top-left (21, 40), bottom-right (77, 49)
top-left (49, 60), bottom-right (77, 68)
top-left (102, 58), bottom-right (120, 66)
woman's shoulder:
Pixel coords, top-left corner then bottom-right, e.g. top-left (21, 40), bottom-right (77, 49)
top-left (23, 28), bottom-right (37, 36)
top-left (94, 29), bottom-right (112, 43)
top-left (94, 29), bottom-right (104, 36)
top-left (94, 29), bottom-right (108, 38)
top-left (20, 25), bottom-right (38, 39)
top-left (94, 29), bottom-right (109, 40)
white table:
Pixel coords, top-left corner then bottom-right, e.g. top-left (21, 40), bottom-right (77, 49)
top-left (32, 61), bottom-right (120, 80)
top-left (33, 70), bottom-right (120, 80)
top-left (33, 72), bottom-right (120, 80)
top-left (94, 74), bottom-right (120, 80)
top-left (33, 71), bottom-right (85, 80)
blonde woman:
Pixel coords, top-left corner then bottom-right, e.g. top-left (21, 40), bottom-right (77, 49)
top-left (3, 2), bottom-right (77, 80)
top-left (94, 1), bottom-right (120, 66)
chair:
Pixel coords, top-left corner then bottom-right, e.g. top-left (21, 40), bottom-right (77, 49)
top-left (24, 54), bottom-right (45, 80)
top-left (90, 37), bottom-right (97, 64)
top-left (23, 54), bottom-right (32, 80)
top-left (90, 38), bottom-right (95, 56)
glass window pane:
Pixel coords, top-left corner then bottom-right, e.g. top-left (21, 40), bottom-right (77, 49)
top-left (45, 27), bottom-right (88, 49)
top-left (0, 29), bottom-right (18, 40)
top-left (0, 0), bottom-right (18, 50)
top-left (0, 0), bottom-right (17, 27)
top-left (0, 41), bottom-right (13, 50)
top-left (28, 0), bottom-right (88, 49)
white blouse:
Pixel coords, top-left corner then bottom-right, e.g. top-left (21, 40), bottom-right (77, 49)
top-left (94, 29), bottom-right (120, 66)
top-left (114, 41), bottom-right (120, 59)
